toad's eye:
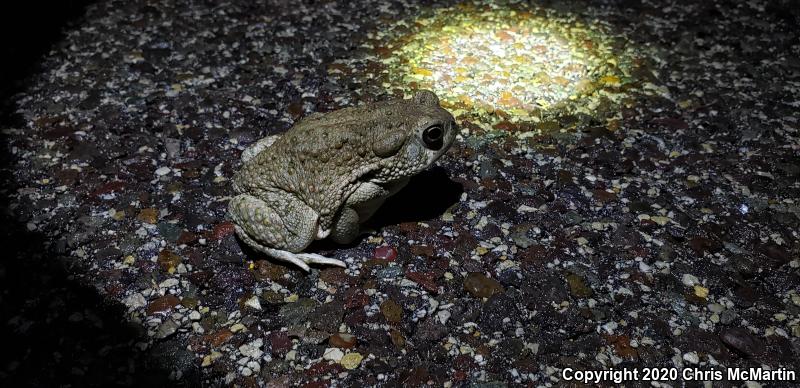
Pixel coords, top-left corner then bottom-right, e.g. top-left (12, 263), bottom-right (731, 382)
top-left (422, 125), bottom-right (444, 150)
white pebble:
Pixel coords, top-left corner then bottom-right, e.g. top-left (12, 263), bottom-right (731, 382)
top-left (159, 278), bottom-right (179, 289)
top-left (681, 273), bottom-right (700, 286)
top-left (437, 310), bottom-right (451, 324)
top-left (244, 295), bottom-right (262, 310)
top-left (246, 361), bottom-right (260, 373)
top-left (323, 347), bottom-right (344, 362)
top-left (238, 339), bottom-right (263, 359)
top-left (123, 293), bottom-right (146, 309)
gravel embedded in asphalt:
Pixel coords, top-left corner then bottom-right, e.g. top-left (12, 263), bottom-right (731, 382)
top-left (1, 0), bottom-right (799, 386)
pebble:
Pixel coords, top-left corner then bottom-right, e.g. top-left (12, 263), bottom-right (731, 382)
top-left (319, 267), bottom-right (348, 284)
top-left (322, 347), bottom-right (344, 362)
top-left (181, 297), bottom-right (199, 309)
top-left (463, 273), bottom-right (504, 298)
top-left (202, 351), bottom-right (222, 367)
top-left (157, 249), bottom-right (182, 273)
top-left (406, 271), bottom-right (439, 293)
top-left (239, 339), bottom-right (264, 359)
top-left (437, 310), bottom-right (451, 324)
top-left (720, 328), bottom-right (765, 357)
top-left (157, 222), bottom-right (182, 242)
top-left (136, 208), bottom-right (159, 224)
top-left (681, 274), bottom-right (700, 286)
top-left (693, 285), bottom-right (709, 299)
top-left (719, 309), bottom-right (738, 325)
top-left (373, 245), bottom-right (398, 261)
top-left (389, 329), bottom-right (406, 348)
top-left (284, 294), bottom-right (299, 303)
top-left (380, 299), bottom-right (403, 323)
top-left (279, 298), bottom-right (318, 325)
top-left (650, 216), bottom-right (670, 226)
top-left (246, 361), bottom-right (260, 373)
top-left (154, 166), bottom-right (171, 176)
top-left (165, 138), bottom-right (181, 158)
top-left (377, 266), bottom-right (402, 278)
top-left (244, 295), bottom-right (262, 311)
top-left (123, 292), bottom-right (147, 309)
top-left (509, 230), bottom-right (534, 248)
top-left (682, 351), bottom-right (700, 364)
top-left (329, 333), bottom-right (358, 348)
top-left (146, 294), bottom-right (180, 316)
top-left (269, 332), bottom-right (292, 356)
top-left (340, 352), bottom-right (363, 370)
top-left (707, 303), bottom-right (724, 313)
top-left (566, 273), bottom-right (592, 298)
top-left (158, 278), bottom-right (180, 288)
top-left (205, 329), bottom-right (233, 347)
top-left (156, 319), bottom-right (179, 339)
top-left (308, 301), bottom-right (344, 333)
top-left (211, 222), bottom-right (236, 240)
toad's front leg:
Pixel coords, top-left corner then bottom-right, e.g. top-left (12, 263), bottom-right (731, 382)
top-left (329, 179), bottom-right (410, 245)
top-left (228, 192), bottom-right (346, 271)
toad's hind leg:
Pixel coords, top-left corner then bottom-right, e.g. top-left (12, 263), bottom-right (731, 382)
top-left (233, 226), bottom-right (345, 272)
top-left (228, 193), bottom-right (345, 271)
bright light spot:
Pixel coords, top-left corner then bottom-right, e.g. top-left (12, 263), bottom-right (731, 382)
top-left (409, 22), bottom-right (590, 111)
top-left (382, 4), bottom-right (646, 122)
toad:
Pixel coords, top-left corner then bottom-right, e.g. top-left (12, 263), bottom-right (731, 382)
top-left (228, 90), bottom-right (456, 271)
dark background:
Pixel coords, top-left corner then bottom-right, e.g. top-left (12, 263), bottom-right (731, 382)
top-left (1, 2), bottom-right (180, 386)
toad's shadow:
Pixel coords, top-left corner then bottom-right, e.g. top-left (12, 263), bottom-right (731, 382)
top-left (309, 166), bottom-right (463, 251)
top-left (366, 166), bottom-right (463, 229)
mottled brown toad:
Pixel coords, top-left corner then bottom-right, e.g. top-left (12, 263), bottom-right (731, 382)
top-left (228, 90), bottom-right (456, 271)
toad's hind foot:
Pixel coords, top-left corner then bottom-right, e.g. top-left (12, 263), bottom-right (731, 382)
top-left (297, 252), bottom-right (347, 269)
top-left (235, 227), bottom-right (345, 271)
top-left (263, 248), bottom-right (346, 272)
